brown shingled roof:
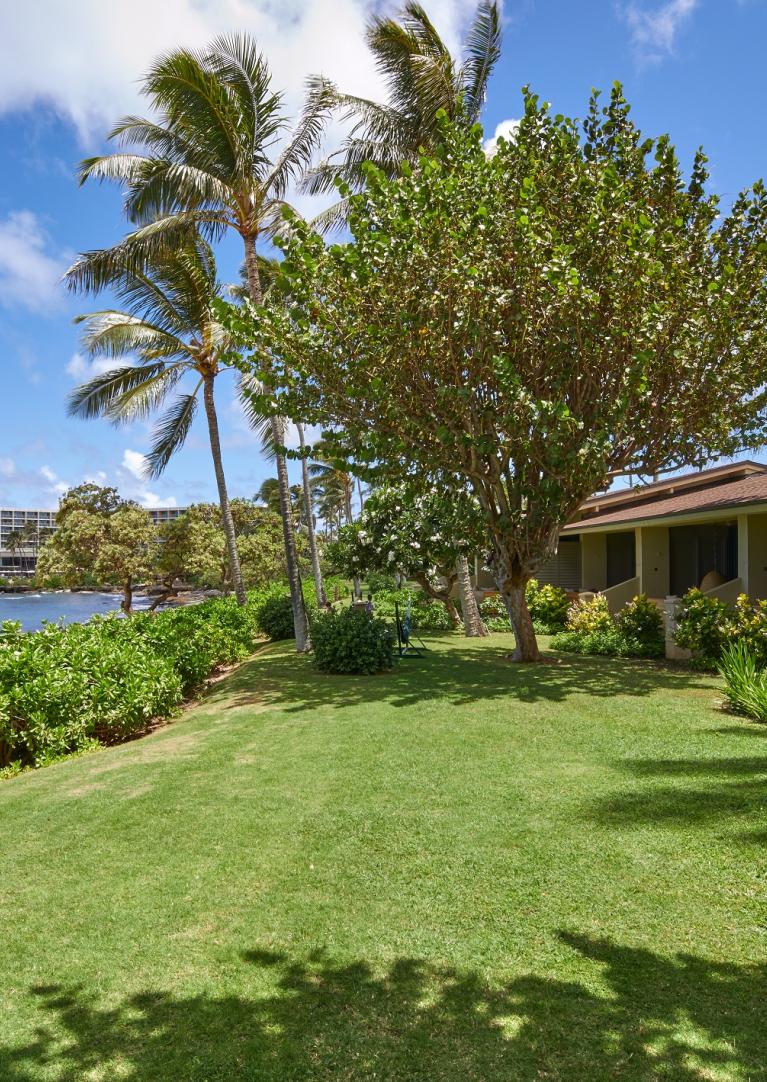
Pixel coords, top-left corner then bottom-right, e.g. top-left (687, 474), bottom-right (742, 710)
top-left (562, 471), bottom-right (767, 532)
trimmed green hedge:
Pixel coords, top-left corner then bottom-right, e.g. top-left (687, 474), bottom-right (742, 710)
top-left (0, 596), bottom-right (260, 771)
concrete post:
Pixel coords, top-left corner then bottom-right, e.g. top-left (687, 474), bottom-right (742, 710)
top-left (664, 595), bottom-right (691, 660)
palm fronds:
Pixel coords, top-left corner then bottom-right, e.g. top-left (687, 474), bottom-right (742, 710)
top-left (146, 388), bottom-right (201, 478)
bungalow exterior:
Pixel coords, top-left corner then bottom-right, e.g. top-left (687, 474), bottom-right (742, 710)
top-left (476, 462), bottom-right (767, 639)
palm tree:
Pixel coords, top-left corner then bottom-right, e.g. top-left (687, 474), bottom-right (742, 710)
top-left (303, 1), bottom-right (501, 228)
top-left (308, 445), bottom-right (355, 525)
top-left (5, 529), bottom-right (23, 575)
top-left (68, 35), bottom-right (332, 651)
top-left (66, 234), bottom-right (247, 605)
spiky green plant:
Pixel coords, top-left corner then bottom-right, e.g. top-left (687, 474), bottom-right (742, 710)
top-left (718, 642), bottom-right (767, 722)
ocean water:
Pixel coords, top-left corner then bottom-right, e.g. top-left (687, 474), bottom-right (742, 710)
top-left (0, 591), bottom-right (152, 632)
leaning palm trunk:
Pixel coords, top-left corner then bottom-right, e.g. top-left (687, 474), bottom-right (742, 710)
top-left (244, 243), bottom-right (310, 651)
top-left (202, 375), bottom-right (246, 607)
top-left (297, 421), bottom-right (326, 607)
top-left (455, 554), bottom-right (488, 637)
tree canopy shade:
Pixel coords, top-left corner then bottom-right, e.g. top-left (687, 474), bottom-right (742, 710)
top-left (244, 88), bottom-right (767, 661)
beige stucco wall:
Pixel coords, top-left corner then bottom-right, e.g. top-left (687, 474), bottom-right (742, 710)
top-left (635, 525), bottom-right (670, 599)
top-left (580, 532), bottom-right (607, 591)
top-left (739, 512), bottom-right (767, 600)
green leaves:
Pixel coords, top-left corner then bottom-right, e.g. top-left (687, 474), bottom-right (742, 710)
top-left (243, 95), bottom-right (767, 616)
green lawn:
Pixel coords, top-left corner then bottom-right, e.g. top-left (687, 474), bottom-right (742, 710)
top-left (1, 633), bottom-right (765, 1081)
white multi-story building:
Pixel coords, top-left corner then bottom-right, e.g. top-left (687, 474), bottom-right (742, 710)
top-left (0, 506), bottom-right (186, 575)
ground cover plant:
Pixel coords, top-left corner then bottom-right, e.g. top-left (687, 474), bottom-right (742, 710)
top-left (0, 633), bottom-right (764, 1080)
top-left (0, 596), bottom-right (260, 770)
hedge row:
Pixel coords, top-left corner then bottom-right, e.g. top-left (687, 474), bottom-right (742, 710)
top-left (0, 596), bottom-right (261, 771)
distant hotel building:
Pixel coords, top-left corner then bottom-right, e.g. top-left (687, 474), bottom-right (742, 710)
top-left (0, 506), bottom-right (186, 575)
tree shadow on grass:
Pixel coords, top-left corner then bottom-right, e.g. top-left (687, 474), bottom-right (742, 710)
top-left (211, 639), bottom-right (714, 714)
top-left (1, 933), bottom-right (764, 1081)
top-left (588, 754), bottom-right (767, 841)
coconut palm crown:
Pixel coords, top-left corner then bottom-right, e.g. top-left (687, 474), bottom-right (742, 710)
top-left (67, 234), bottom-right (248, 605)
top-left (67, 33), bottom-right (332, 648)
top-left (302, 1), bottom-right (502, 229)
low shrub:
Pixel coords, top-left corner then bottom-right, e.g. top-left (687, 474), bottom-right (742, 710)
top-left (674, 589), bottom-right (734, 666)
top-left (0, 618), bottom-right (183, 768)
top-left (525, 580), bottom-right (570, 632)
top-left (552, 593), bottom-right (664, 659)
top-left (615, 595), bottom-right (664, 654)
top-left (718, 641), bottom-right (767, 722)
top-left (0, 595), bottom-right (261, 771)
top-left (312, 607), bottom-right (395, 674)
top-left (254, 592), bottom-right (297, 640)
top-left (565, 594), bottom-right (614, 636)
top-left (365, 571), bottom-right (398, 594)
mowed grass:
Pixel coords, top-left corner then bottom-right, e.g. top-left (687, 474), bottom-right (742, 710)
top-left (1, 633), bottom-right (765, 1081)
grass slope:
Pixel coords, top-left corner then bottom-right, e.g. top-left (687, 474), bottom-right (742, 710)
top-left (1, 634), bottom-right (765, 1081)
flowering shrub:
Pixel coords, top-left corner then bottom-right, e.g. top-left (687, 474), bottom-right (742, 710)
top-left (615, 595), bottom-right (664, 654)
top-left (564, 594), bottom-right (614, 635)
top-left (525, 580), bottom-right (570, 631)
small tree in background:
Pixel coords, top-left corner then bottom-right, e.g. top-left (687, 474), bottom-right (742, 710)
top-left (156, 500), bottom-right (300, 594)
top-left (249, 89), bottom-right (767, 660)
top-left (327, 483), bottom-right (487, 633)
top-left (37, 488), bottom-right (154, 613)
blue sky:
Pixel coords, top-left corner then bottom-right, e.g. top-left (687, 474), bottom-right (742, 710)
top-left (1, 0), bottom-right (765, 510)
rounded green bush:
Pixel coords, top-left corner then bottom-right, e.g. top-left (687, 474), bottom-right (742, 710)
top-left (254, 593), bottom-right (297, 640)
top-left (312, 608), bottom-right (394, 674)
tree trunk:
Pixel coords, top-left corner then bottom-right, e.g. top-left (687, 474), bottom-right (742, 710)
top-left (297, 422), bottom-right (326, 607)
top-left (122, 579), bottom-right (133, 616)
top-left (456, 554), bottom-right (488, 637)
top-left (499, 580), bottom-right (541, 661)
top-left (202, 374), bottom-right (246, 606)
top-left (243, 234), bottom-right (310, 651)
top-left (414, 572), bottom-right (460, 627)
top-left (357, 477), bottom-right (365, 510)
top-left (344, 479), bottom-right (362, 600)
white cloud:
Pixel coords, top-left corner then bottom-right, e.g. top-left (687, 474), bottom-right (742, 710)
top-left (0, 210), bottom-right (67, 313)
top-left (0, 457), bottom-right (15, 478)
top-left (139, 490), bottom-right (178, 510)
top-left (0, 1), bottom-right (458, 145)
top-left (119, 448), bottom-right (177, 508)
top-left (622, 0), bottom-right (699, 63)
top-left (39, 464), bottom-right (69, 495)
top-left (483, 117), bottom-right (520, 156)
top-left (65, 352), bottom-right (118, 381)
top-left (121, 449), bottom-right (149, 481)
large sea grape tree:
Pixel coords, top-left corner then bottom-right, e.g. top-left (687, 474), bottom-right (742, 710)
top-left (245, 86), bottom-right (767, 661)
